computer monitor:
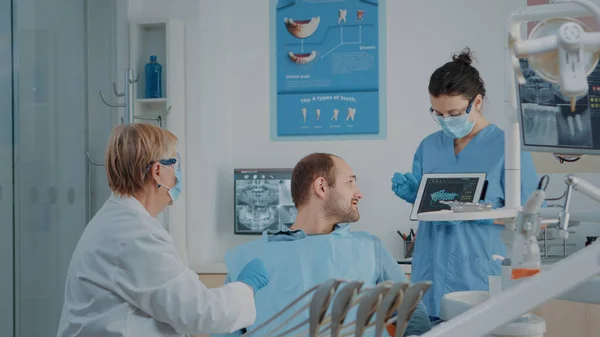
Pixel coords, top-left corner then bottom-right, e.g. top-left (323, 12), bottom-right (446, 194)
top-left (516, 58), bottom-right (600, 156)
top-left (234, 168), bottom-right (297, 235)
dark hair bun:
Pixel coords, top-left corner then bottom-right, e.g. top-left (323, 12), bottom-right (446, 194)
top-left (452, 48), bottom-right (473, 66)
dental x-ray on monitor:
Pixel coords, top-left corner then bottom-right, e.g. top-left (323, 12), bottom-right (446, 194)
top-left (517, 58), bottom-right (600, 156)
top-left (234, 168), bottom-right (297, 235)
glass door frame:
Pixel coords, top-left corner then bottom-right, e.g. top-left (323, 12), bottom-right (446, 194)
top-left (1, 0), bottom-right (14, 336)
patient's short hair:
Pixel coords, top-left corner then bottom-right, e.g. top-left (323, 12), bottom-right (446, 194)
top-left (291, 153), bottom-right (339, 208)
top-left (105, 123), bottom-right (178, 197)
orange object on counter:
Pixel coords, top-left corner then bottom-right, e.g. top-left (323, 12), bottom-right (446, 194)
top-left (386, 323), bottom-right (396, 336)
top-left (512, 268), bottom-right (541, 279)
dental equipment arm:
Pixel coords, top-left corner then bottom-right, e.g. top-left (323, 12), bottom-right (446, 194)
top-left (558, 174), bottom-right (600, 239)
top-left (419, 175), bottom-right (600, 337)
top-left (508, 178), bottom-right (546, 279)
top-left (418, 240), bottom-right (600, 337)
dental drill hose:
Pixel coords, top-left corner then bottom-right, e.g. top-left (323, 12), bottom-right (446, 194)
top-left (517, 175), bottom-right (548, 236)
top-left (502, 176), bottom-right (548, 257)
top-left (510, 176), bottom-right (547, 280)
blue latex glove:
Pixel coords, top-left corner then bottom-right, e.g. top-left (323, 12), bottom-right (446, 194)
top-left (236, 258), bottom-right (269, 295)
top-left (391, 172), bottom-right (420, 203)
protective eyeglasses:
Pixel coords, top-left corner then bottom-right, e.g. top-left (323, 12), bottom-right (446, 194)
top-left (146, 152), bottom-right (181, 173)
top-left (429, 97), bottom-right (475, 118)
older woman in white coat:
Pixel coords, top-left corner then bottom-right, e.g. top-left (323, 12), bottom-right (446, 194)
top-left (57, 123), bottom-right (268, 337)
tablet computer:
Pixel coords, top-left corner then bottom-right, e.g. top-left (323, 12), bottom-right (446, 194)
top-left (409, 173), bottom-right (487, 221)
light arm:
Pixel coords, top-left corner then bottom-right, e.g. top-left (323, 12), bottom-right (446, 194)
top-left (557, 46), bottom-right (589, 98)
top-left (555, 0), bottom-right (600, 24)
top-left (514, 35), bottom-right (558, 56)
top-left (581, 31), bottom-right (600, 49)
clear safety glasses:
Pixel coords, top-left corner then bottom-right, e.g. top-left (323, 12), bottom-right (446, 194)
top-left (429, 97), bottom-right (475, 124)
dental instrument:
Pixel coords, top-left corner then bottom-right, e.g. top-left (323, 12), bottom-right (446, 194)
top-left (329, 281), bottom-right (365, 337)
top-left (390, 282), bottom-right (432, 337)
top-left (309, 280), bottom-right (345, 337)
top-left (240, 281), bottom-right (431, 337)
top-left (373, 283), bottom-right (408, 337)
top-left (353, 284), bottom-right (391, 337)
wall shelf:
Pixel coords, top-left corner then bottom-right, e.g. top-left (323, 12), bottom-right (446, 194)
top-left (136, 97), bottom-right (167, 104)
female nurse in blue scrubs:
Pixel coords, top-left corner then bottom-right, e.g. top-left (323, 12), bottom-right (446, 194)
top-left (391, 48), bottom-right (541, 322)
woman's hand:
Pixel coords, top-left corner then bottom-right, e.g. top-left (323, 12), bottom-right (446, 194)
top-left (391, 172), bottom-right (420, 203)
top-left (237, 259), bottom-right (269, 295)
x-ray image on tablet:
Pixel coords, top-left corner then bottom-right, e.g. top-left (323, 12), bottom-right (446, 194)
top-left (410, 173), bottom-right (487, 221)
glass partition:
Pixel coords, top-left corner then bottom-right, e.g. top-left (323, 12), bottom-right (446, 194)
top-left (0, 0), bottom-right (14, 335)
top-left (13, 0), bottom-right (89, 335)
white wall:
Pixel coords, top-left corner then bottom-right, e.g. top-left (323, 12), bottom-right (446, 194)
top-left (127, 0), bottom-right (600, 272)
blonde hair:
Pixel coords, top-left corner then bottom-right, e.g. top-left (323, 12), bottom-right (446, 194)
top-left (105, 123), bottom-right (178, 196)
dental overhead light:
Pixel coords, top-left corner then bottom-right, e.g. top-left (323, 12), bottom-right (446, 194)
top-left (509, 0), bottom-right (600, 111)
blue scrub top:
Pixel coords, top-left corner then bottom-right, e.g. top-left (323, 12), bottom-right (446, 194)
top-left (409, 124), bottom-right (541, 317)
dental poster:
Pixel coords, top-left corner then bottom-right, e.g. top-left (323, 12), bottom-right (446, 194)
top-left (273, 0), bottom-right (383, 137)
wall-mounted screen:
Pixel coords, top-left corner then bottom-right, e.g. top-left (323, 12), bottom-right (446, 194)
top-left (234, 168), bottom-right (297, 235)
top-left (517, 58), bottom-right (600, 156)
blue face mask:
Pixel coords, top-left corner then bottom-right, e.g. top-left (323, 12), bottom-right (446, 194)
top-left (154, 153), bottom-right (183, 203)
top-left (437, 114), bottom-right (475, 139)
top-left (168, 168), bottom-right (183, 202)
top-left (160, 166), bottom-right (182, 203)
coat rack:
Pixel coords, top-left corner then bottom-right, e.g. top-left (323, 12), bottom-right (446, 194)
top-left (98, 68), bottom-right (171, 127)
top-left (86, 68), bottom-right (172, 166)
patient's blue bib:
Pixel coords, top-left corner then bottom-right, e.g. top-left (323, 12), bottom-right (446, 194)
top-left (225, 226), bottom-right (380, 335)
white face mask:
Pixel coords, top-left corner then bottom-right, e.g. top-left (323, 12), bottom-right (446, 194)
top-left (158, 166), bottom-right (183, 203)
top-left (437, 113), bottom-right (476, 139)
top-left (431, 97), bottom-right (477, 139)
top-left (154, 153), bottom-right (183, 203)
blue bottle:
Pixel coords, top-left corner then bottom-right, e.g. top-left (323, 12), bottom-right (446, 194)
top-left (145, 55), bottom-right (162, 98)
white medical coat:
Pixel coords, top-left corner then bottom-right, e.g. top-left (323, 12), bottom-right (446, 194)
top-left (57, 194), bottom-right (256, 337)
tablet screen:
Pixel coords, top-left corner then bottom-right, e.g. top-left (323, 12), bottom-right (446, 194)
top-left (417, 177), bottom-right (480, 214)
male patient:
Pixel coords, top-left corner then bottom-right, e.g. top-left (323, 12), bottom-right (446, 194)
top-left (214, 153), bottom-right (431, 337)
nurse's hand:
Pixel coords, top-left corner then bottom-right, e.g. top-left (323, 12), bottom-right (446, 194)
top-left (236, 258), bottom-right (269, 295)
top-left (391, 172), bottom-right (419, 203)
